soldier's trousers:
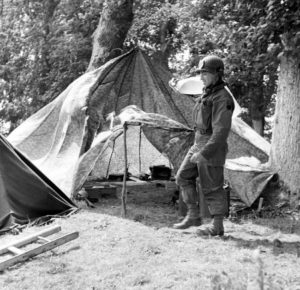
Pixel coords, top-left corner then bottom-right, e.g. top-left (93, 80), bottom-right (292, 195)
top-left (175, 148), bottom-right (228, 216)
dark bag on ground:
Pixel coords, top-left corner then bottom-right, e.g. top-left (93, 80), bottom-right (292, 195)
top-left (150, 165), bottom-right (172, 180)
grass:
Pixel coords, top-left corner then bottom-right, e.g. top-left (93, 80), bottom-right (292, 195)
top-left (0, 182), bottom-right (300, 290)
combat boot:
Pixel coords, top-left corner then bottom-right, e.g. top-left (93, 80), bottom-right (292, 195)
top-left (196, 214), bottom-right (224, 236)
top-left (173, 204), bottom-right (202, 229)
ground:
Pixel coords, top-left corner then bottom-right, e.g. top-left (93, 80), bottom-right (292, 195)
top-left (0, 181), bottom-right (300, 290)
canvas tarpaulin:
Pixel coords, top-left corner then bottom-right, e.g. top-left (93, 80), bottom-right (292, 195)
top-left (0, 135), bottom-right (76, 233)
top-left (225, 157), bottom-right (275, 206)
top-left (7, 48), bottom-right (275, 206)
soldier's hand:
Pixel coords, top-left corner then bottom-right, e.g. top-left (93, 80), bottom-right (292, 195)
top-left (168, 78), bottom-right (179, 90)
top-left (190, 152), bottom-right (207, 164)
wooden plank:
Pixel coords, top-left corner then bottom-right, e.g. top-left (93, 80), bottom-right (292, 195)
top-left (0, 226), bottom-right (61, 255)
top-left (129, 176), bottom-right (147, 183)
top-left (7, 246), bottom-right (24, 255)
top-left (0, 232), bottom-right (79, 272)
top-left (37, 236), bottom-right (51, 243)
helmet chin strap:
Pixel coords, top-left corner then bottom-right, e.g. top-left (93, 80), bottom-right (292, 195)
top-left (203, 74), bottom-right (221, 88)
top-left (212, 74), bottom-right (221, 84)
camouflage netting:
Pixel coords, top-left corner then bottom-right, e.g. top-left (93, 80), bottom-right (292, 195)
top-left (8, 48), bottom-right (275, 206)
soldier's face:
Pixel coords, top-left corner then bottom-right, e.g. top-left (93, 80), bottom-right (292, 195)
top-left (199, 71), bottom-right (218, 88)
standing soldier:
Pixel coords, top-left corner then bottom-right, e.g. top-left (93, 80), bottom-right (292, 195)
top-left (173, 55), bottom-right (234, 236)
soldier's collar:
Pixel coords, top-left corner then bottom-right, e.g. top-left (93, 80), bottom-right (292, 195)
top-left (204, 80), bottom-right (226, 95)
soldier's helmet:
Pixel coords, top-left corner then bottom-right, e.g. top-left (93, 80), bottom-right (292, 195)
top-left (196, 55), bottom-right (224, 76)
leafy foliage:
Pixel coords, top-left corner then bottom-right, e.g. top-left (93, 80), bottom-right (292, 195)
top-left (0, 0), bottom-right (103, 132)
top-left (127, 0), bottom-right (184, 62)
top-left (0, 0), bottom-right (299, 136)
top-left (128, 0), bottom-right (298, 136)
top-left (172, 1), bottom-right (280, 134)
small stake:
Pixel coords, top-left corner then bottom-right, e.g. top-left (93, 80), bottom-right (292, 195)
top-left (257, 197), bottom-right (264, 212)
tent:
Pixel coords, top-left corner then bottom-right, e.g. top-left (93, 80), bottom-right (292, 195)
top-left (0, 135), bottom-right (76, 233)
top-left (7, 48), bottom-right (196, 197)
top-left (7, 48), bottom-right (275, 208)
top-left (71, 105), bottom-right (194, 195)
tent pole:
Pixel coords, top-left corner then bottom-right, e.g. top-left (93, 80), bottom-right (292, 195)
top-left (138, 126), bottom-right (141, 175)
top-left (121, 123), bottom-right (128, 217)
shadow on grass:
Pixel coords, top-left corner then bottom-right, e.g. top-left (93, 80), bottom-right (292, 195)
top-left (222, 234), bottom-right (300, 257)
top-left (231, 207), bottom-right (300, 236)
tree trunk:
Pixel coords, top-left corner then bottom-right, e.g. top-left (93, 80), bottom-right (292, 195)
top-left (151, 18), bottom-right (177, 71)
top-left (83, 0), bottom-right (133, 153)
top-left (40, 0), bottom-right (60, 81)
top-left (270, 54), bottom-right (300, 198)
top-left (86, 0), bottom-right (133, 72)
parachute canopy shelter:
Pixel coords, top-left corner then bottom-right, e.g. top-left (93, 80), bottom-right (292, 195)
top-left (8, 48), bottom-right (275, 208)
top-left (0, 135), bottom-right (76, 234)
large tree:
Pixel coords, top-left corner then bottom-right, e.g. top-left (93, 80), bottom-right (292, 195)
top-left (267, 0), bottom-right (300, 199)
